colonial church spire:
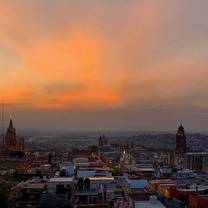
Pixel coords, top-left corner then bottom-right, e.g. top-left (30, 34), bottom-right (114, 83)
top-left (1, 114), bottom-right (25, 156)
top-left (175, 123), bottom-right (187, 169)
top-left (176, 123), bottom-right (186, 155)
top-left (9, 116), bottom-right (14, 129)
top-left (5, 116), bottom-right (17, 151)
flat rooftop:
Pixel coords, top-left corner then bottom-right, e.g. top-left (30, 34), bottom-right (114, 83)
top-left (127, 179), bottom-right (148, 189)
top-left (75, 190), bottom-right (98, 196)
top-left (89, 177), bottom-right (114, 181)
top-left (186, 152), bottom-right (208, 155)
top-left (135, 201), bottom-right (165, 208)
top-left (133, 168), bottom-right (155, 172)
top-left (79, 167), bottom-right (112, 171)
top-left (149, 179), bottom-right (175, 184)
top-left (49, 177), bottom-right (74, 183)
top-left (177, 187), bottom-right (208, 192)
top-left (13, 180), bottom-right (45, 190)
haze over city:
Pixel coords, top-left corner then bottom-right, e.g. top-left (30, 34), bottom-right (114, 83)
top-left (1, 0), bottom-right (208, 131)
top-left (1, 1), bottom-right (208, 208)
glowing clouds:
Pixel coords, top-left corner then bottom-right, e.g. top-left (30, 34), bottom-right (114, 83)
top-left (0, 30), bottom-right (123, 109)
top-left (0, 0), bottom-right (208, 112)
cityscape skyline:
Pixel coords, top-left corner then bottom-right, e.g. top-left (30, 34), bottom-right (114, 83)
top-left (1, 2), bottom-right (208, 208)
top-left (1, 108), bottom-right (208, 133)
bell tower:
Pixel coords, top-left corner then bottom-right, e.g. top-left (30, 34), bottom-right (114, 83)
top-left (5, 116), bottom-right (17, 151)
top-left (175, 124), bottom-right (186, 169)
top-left (176, 124), bottom-right (186, 156)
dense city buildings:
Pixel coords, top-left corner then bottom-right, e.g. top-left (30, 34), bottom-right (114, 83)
top-left (0, 121), bottom-right (208, 208)
top-left (1, 1), bottom-right (208, 207)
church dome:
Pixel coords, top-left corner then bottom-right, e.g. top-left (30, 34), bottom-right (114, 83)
top-left (177, 124), bottom-right (185, 135)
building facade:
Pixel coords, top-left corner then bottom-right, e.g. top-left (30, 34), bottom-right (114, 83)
top-left (186, 152), bottom-right (208, 173)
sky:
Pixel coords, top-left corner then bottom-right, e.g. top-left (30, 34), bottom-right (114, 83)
top-left (0, 0), bottom-right (208, 132)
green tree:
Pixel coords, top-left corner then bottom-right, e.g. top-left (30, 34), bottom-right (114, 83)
top-left (112, 166), bottom-right (122, 176)
top-left (60, 169), bottom-right (66, 177)
top-left (9, 151), bottom-right (25, 158)
top-left (0, 180), bottom-right (12, 208)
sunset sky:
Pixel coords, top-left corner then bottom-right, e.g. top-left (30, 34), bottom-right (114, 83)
top-left (0, 0), bottom-right (208, 132)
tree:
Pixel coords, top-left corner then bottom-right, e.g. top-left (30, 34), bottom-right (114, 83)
top-left (0, 180), bottom-right (14, 208)
top-left (9, 151), bottom-right (25, 158)
top-left (59, 169), bottom-right (66, 177)
top-left (112, 166), bottom-right (122, 176)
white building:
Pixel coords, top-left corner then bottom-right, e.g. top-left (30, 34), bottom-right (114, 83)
top-left (60, 162), bottom-right (74, 176)
top-left (186, 152), bottom-right (208, 173)
top-left (47, 177), bottom-right (74, 193)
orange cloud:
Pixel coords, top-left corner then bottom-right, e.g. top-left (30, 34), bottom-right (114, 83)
top-left (1, 0), bottom-right (208, 112)
top-left (0, 29), bottom-right (125, 109)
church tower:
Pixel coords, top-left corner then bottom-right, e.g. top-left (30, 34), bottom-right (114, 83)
top-left (176, 124), bottom-right (186, 156)
top-left (5, 117), bottom-right (17, 151)
top-left (175, 124), bottom-right (186, 169)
